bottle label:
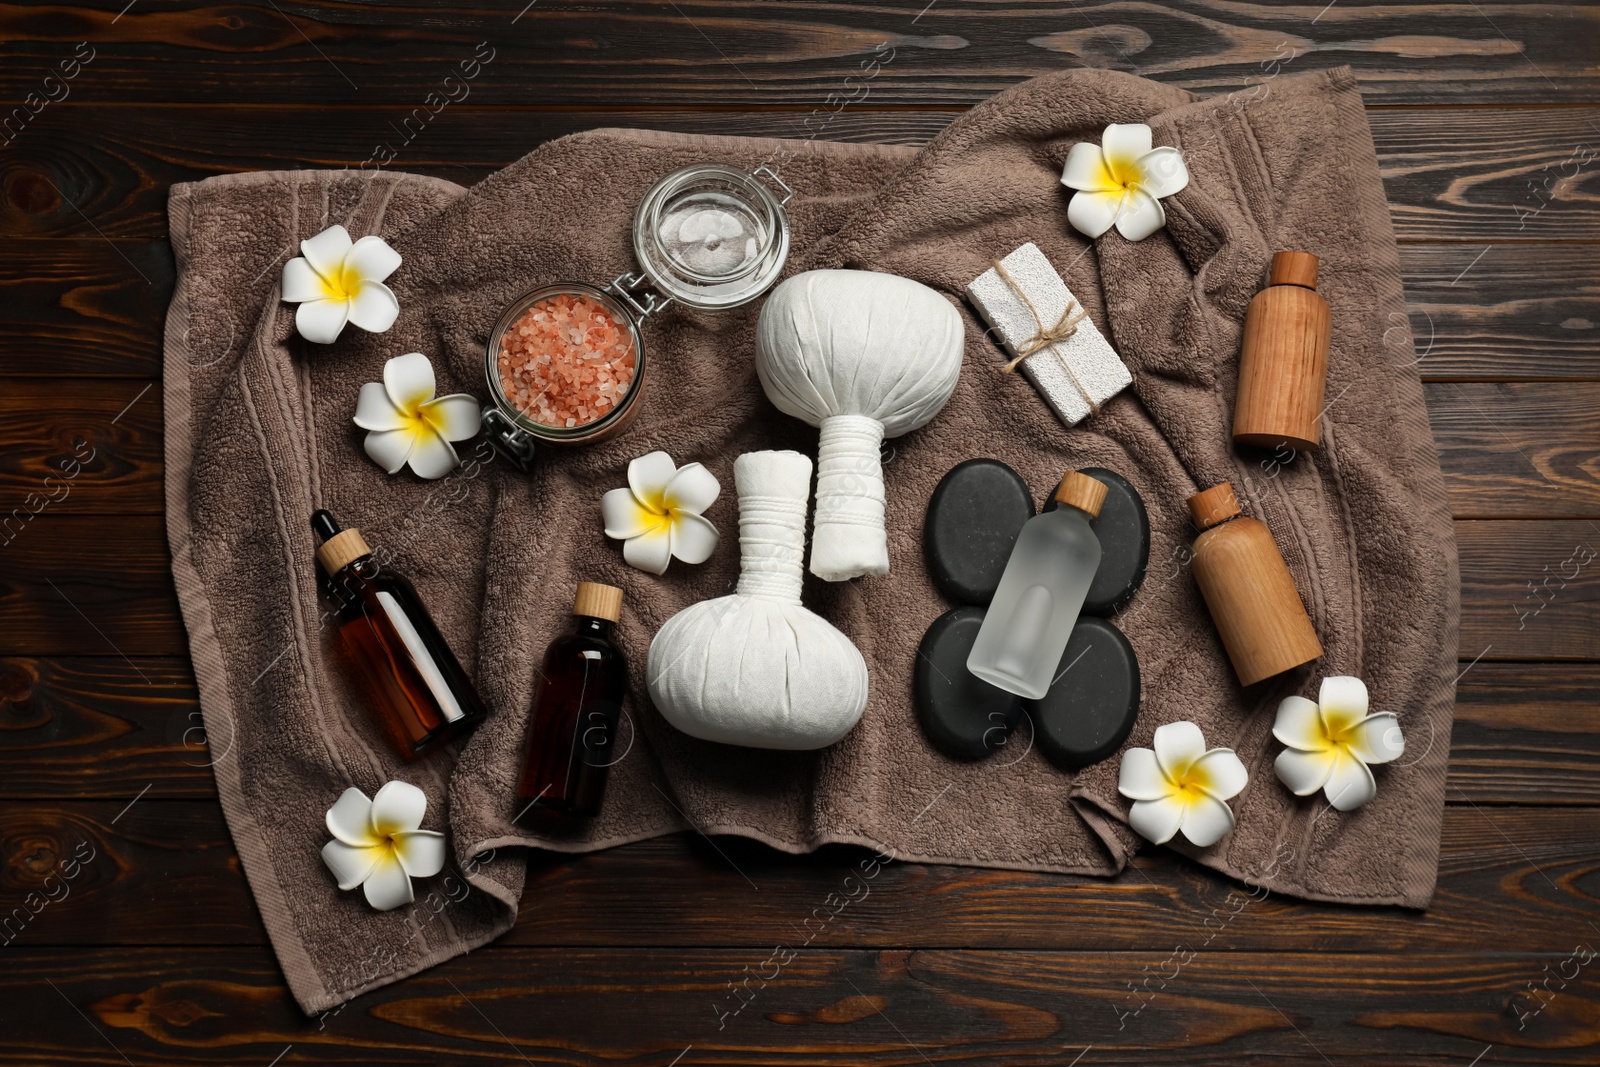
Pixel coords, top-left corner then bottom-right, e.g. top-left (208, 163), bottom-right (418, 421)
top-left (377, 591), bottom-right (467, 723)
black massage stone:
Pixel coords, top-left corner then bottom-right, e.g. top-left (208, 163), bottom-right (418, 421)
top-left (1044, 466), bottom-right (1150, 616)
top-left (924, 459), bottom-right (1036, 605)
top-left (914, 605), bottom-right (1024, 761)
top-left (1027, 616), bottom-right (1141, 771)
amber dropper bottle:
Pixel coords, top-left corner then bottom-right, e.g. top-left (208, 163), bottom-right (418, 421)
top-left (515, 583), bottom-right (628, 823)
top-left (312, 509), bottom-right (488, 760)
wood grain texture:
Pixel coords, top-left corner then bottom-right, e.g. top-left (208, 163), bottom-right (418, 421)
top-left (6, 238), bottom-right (1593, 381)
top-left (6, 660), bottom-right (1593, 803)
top-left (5, 105), bottom-right (1598, 242)
top-left (0, 946), bottom-right (1595, 1064)
top-left (1, 0), bottom-right (1596, 105)
top-left (1, 378), bottom-right (1596, 517)
top-left (0, 802), bottom-right (1595, 954)
top-left (1, 517), bottom-right (1594, 657)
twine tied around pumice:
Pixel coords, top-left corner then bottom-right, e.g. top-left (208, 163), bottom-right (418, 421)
top-left (989, 257), bottom-right (1098, 415)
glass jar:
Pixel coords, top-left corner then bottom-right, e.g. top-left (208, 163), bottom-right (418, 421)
top-left (481, 164), bottom-right (792, 470)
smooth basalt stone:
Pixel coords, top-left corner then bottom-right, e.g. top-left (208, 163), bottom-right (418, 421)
top-left (1026, 616), bottom-right (1141, 771)
top-left (924, 458), bottom-right (1036, 605)
top-left (914, 605), bottom-right (1024, 761)
top-left (1045, 466), bottom-right (1150, 616)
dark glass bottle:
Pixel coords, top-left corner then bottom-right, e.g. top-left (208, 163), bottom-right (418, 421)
top-left (312, 509), bottom-right (488, 760)
top-left (515, 583), bottom-right (628, 821)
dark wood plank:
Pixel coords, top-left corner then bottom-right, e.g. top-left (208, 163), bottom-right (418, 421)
top-left (0, 517), bottom-right (1593, 658)
top-left (2, 799), bottom-right (1594, 952)
top-left (2, 946), bottom-right (1596, 1064)
top-left (7, 105), bottom-right (1599, 242)
top-left (6, 378), bottom-right (1596, 517)
top-left (7, 238), bottom-right (1594, 380)
top-left (6, 659), bottom-right (1593, 804)
top-left (1, 0), bottom-right (1596, 106)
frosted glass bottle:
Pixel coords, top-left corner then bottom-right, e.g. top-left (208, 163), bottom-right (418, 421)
top-left (968, 472), bottom-right (1107, 699)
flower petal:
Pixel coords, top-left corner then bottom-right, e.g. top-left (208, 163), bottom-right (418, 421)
top-left (1190, 748), bottom-right (1249, 802)
top-left (1324, 749), bottom-right (1377, 811)
top-left (370, 780), bottom-right (428, 837)
top-left (325, 786), bottom-right (378, 846)
top-left (1067, 189), bottom-right (1126, 239)
top-left (669, 511), bottom-right (720, 565)
top-left (1345, 711), bottom-right (1405, 765)
top-left (1273, 695), bottom-right (1331, 752)
top-left (1319, 675), bottom-right (1369, 736)
top-left (622, 525), bottom-right (672, 575)
top-left (628, 451), bottom-right (678, 514)
top-left (418, 393), bottom-right (482, 443)
top-left (354, 381), bottom-right (407, 431)
top-left (1275, 746), bottom-right (1336, 797)
top-left (282, 257), bottom-right (327, 303)
top-left (1134, 145), bottom-right (1189, 199)
top-left (364, 427), bottom-right (418, 475)
top-left (1060, 141), bottom-right (1119, 193)
top-left (300, 224), bottom-right (354, 283)
top-left (1117, 746), bottom-right (1170, 801)
top-left (603, 486), bottom-right (669, 540)
top-left (322, 839), bottom-right (381, 891)
top-left (406, 430), bottom-right (460, 480)
top-left (1153, 720), bottom-right (1207, 781)
top-left (384, 351), bottom-right (437, 414)
top-left (392, 829), bottom-right (447, 879)
top-left (345, 234), bottom-right (402, 285)
top-left (1179, 792), bottom-right (1236, 848)
top-left (361, 851), bottom-right (415, 911)
top-left (1101, 123), bottom-right (1154, 185)
top-left (1129, 795), bottom-right (1185, 845)
top-left (295, 297), bottom-right (350, 345)
top-left (662, 462), bottom-right (721, 516)
top-left (346, 280), bottom-right (400, 334)
top-left (1113, 189), bottom-right (1167, 242)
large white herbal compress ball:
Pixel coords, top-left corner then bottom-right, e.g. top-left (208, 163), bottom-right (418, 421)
top-left (756, 269), bottom-right (965, 582)
top-left (647, 451), bottom-right (868, 750)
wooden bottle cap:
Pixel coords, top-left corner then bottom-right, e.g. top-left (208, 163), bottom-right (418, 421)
top-left (1269, 250), bottom-right (1318, 290)
top-left (1054, 471), bottom-right (1108, 518)
top-left (1188, 483), bottom-right (1241, 530)
top-left (573, 582), bottom-right (623, 622)
top-left (315, 528), bottom-right (371, 575)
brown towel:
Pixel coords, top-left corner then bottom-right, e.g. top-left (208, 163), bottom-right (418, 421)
top-left (164, 67), bottom-right (1458, 1016)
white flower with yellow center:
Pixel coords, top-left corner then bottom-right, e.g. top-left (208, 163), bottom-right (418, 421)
top-left (321, 780), bottom-right (446, 912)
top-left (601, 451), bottom-right (720, 575)
top-left (1118, 721), bottom-right (1249, 848)
top-left (1274, 676), bottom-right (1404, 812)
top-left (1061, 123), bottom-right (1190, 242)
top-left (281, 224), bottom-right (402, 344)
top-left (354, 351), bottom-right (482, 479)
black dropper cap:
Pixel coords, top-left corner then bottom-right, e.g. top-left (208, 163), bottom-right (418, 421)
top-left (311, 509), bottom-right (342, 544)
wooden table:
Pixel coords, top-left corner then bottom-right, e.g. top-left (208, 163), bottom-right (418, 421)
top-left (2, 2), bottom-right (1597, 1063)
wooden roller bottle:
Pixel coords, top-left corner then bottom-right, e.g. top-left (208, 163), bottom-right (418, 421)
top-left (1188, 483), bottom-right (1323, 686)
top-left (1232, 251), bottom-right (1330, 452)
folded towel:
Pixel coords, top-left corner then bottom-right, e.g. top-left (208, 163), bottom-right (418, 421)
top-left (164, 66), bottom-right (1458, 1015)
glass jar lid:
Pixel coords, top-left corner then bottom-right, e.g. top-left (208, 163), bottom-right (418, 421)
top-left (632, 164), bottom-right (791, 311)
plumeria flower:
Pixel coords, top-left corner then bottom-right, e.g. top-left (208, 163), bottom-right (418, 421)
top-left (1118, 721), bottom-right (1249, 848)
top-left (321, 780), bottom-right (446, 912)
top-left (1060, 123), bottom-right (1190, 242)
top-left (354, 351), bottom-right (481, 479)
top-left (282, 224), bottom-right (402, 343)
top-left (1274, 676), bottom-right (1404, 812)
top-left (602, 451), bottom-right (720, 575)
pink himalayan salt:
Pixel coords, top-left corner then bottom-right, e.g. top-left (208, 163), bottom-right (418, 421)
top-left (496, 292), bottom-right (637, 429)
